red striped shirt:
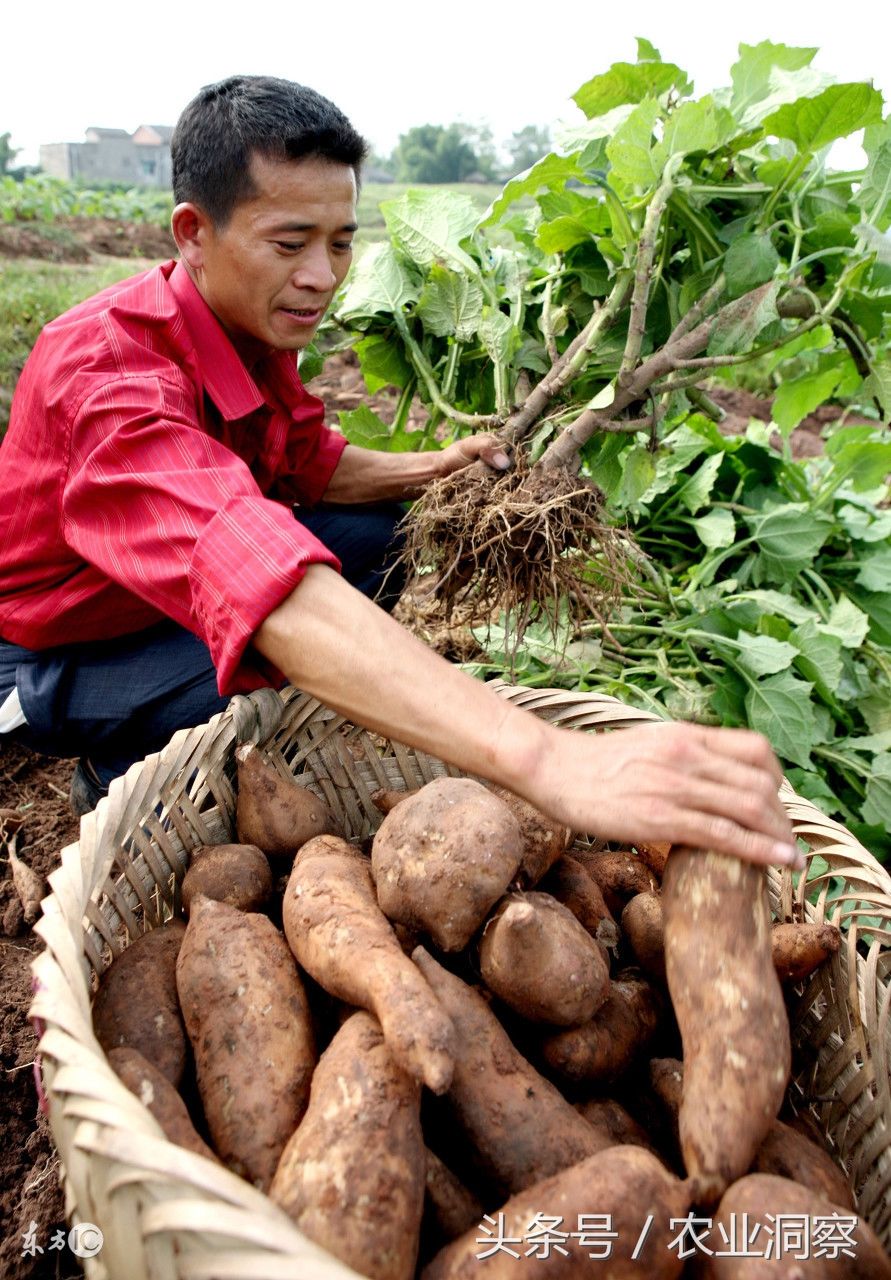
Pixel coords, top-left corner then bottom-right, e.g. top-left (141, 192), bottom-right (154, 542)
top-left (0, 260), bottom-right (347, 694)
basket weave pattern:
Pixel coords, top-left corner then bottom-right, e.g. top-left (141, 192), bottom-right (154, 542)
top-left (30, 683), bottom-right (891, 1278)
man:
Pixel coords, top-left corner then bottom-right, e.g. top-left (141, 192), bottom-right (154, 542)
top-left (0, 76), bottom-right (800, 870)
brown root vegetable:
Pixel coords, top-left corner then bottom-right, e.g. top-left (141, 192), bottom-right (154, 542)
top-left (662, 849), bottom-right (791, 1207)
top-left (478, 891), bottom-right (609, 1026)
top-left (92, 920), bottom-right (188, 1086)
top-left (7, 844), bottom-right (44, 925)
top-left (422, 1145), bottom-right (691, 1279)
top-left (270, 1011), bottom-right (425, 1280)
top-left (771, 921), bottom-right (842, 983)
top-left (176, 895), bottom-right (316, 1189)
top-left (539, 972), bottom-right (662, 1087)
top-left (574, 1097), bottom-right (662, 1158)
top-left (423, 1148), bottom-right (485, 1247)
top-left (486, 785), bottom-right (571, 886)
top-left (413, 946), bottom-right (607, 1196)
top-left (700, 1173), bottom-right (891, 1278)
top-left (371, 786), bottom-right (420, 815)
top-left (283, 834), bottom-right (455, 1093)
top-left (572, 847), bottom-right (658, 915)
top-left (540, 854), bottom-right (620, 951)
top-left (649, 1058), bottom-right (853, 1208)
top-left (634, 839), bottom-right (672, 879)
top-left (372, 777), bottom-right (524, 952)
top-left (107, 1047), bottom-right (218, 1163)
top-left (621, 891), bottom-right (666, 983)
top-left (181, 842), bottom-right (273, 915)
top-left (749, 1119), bottom-right (854, 1209)
top-left (235, 741), bottom-right (336, 857)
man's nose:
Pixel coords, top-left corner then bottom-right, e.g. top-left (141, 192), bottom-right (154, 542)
top-left (291, 244), bottom-right (337, 292)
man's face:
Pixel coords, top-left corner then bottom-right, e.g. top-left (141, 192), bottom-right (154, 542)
top-left (189, 153), bottom-right (357, 360)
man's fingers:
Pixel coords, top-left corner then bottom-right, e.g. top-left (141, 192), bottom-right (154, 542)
top-left (688, 724), bottom-right (787, 790)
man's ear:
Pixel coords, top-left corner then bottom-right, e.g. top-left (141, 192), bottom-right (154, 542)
top-left (171, 202), bottom-right (212, 270)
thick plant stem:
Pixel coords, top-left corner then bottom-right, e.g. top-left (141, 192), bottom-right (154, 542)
top-left (393, 312), bottom-right (500, 429)
top-left (499, 272), bottom-right (633, 448)
top-left (538, 281), bottom-right (778, 471)
top-left (618, 167), bottom-right (678, 389)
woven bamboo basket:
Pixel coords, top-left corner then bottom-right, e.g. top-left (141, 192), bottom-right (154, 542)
top-left (30, 682), bottom-right (891, 1279)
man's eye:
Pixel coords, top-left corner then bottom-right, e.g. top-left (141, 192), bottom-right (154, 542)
top-left (275, 241), bottom-right (304, 252)
top-left (333, 241), bottom-right (354, 253)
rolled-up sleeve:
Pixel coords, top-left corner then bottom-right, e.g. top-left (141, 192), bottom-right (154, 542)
top-left (62, 374), bottom-right (340, 694)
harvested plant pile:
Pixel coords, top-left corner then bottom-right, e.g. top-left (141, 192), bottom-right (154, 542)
top-left (85, 744), bottom-right (888, 1278)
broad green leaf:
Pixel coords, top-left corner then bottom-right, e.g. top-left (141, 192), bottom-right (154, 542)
top-left (856, 223), bottom-right (891, 266)
top-left (382, 190), bottom-right (479, 274)
top-left (482, 153), bottom-right (586, 225)
top-left (677, 452), bottom-right (723, 515)
top-left (297, 342), bottom-right (325, 383)
top-left (724, 234), bottom-right (780, 298)
top-left (764, 83), bottom-right (884, 153)
top-left (336, 242), bottom-right (418, 320)
top-left (730, 42), bottom-right (817, 121)
top-left (790, 619), bottom-right (844, 698)
top-left (772, 366), bottom-right (844, 433)
top-left (727, 589), bottom-right (814, 624)
top-left (734, 633), bottom-right (798, 678)
top-left (478, 307), bottom-right (515, 366)
top-left (822, 596), bottom-right (871, 649)
top-left (856, 119), bottom-right (891, 230)
top-left (707, 281), bottom-right (780, 357)
top-left (745, 670), bottom-right (817, 768)
top-left (337, 404), bottom-right (391, 449)
top-left (535, 199), bottom-right (613, 253)
top-left (745, 504), bottom-right (833, 581)
top-left (636, 37), bottom-right (662, 62)
top-left (837, 503), bottom-right (891, 544)
top-left (825, 429), bottom-right (891, 491)
top-left (606, 99), bottom-right (661, 189)
top-left (690, 508), bottom-right (736, 549)
top-left (555, 104), bottom-right (637, 152)
top-left (619, 445), bottom-right (657, 508)
top-left (847, 587), bottom-right (891, 647)
top-left (849, 731), bottom-right (891, 754)
top-left (415, 265), bottom-right (483, 341)
top-left (354, 334), bottom-right (413, 392)
top-left (652, 97), bottom-right (736, 169)
top-left (855, 544), bottom-right (891, 593)
top-left (711, 670), bottom-right (748, 725)
top-left (784, 769), bottom-right (843, 814)
top-left (862, 755), bottom-right (891, 827)
top-left (741, 64), bottom-right (834, 127)
top-left (573, 62), bottom-right (691, 119)
top-left (861, 357), bottom-right (891, 419)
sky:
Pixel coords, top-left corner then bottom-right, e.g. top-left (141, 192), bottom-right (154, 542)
top-left (4, 1), bottom-right (891, 169)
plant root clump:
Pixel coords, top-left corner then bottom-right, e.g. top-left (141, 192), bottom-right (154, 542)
top-left (398, 456), bottom-right (633, 645)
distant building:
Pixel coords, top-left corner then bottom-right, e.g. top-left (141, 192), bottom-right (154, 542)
top-left (39, 125), bottom-right (173, 188)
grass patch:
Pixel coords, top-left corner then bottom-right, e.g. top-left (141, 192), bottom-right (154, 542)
top-left (0, 258), bottom-right (151, 436)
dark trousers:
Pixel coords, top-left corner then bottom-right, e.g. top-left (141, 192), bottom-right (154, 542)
top-left (0, 502), bottom-right (406, 792)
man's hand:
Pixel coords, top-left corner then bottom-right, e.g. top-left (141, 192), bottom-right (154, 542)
top-left (437, 434), bottom-right (512, 477)
top-left (527, 721), bottom-right (802, 870)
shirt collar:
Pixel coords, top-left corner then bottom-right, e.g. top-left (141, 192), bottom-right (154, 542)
top-left (168, 262), bottom-right (266, 421)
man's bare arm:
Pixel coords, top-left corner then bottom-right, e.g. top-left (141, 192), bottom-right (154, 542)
top-left (253, 566), bottom-right (802, 869)
top-left (321, 437), bottom-right (511, 504)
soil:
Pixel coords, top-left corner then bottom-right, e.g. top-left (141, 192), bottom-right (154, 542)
top-left (0, 222), bottom-right (875, 1279)
top-left (0, 218), bottom-right (175, 263)
top-left (0, 747), bottom-right (81, 1280)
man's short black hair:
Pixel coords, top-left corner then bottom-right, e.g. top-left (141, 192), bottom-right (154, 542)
top-left (172, 75), bottom-right (368, 226)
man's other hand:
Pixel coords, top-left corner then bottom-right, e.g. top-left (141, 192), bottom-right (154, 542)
top-left (437, 434), bottom-right (512, 477)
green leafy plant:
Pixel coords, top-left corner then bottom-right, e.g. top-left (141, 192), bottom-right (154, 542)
top-left (333, 40), bottom-right (891, 633)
